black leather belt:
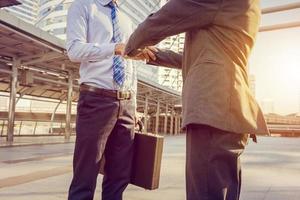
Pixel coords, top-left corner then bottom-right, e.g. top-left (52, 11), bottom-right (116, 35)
top-left (80, 84), bottom-right (132, 100)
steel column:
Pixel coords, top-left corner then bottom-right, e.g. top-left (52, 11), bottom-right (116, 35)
top-left (33, 121), bottom-right (37, 135)
top-left (170, 108), bottom-right (174, 135)
top-left (65, 71), bottom-right (73, 140)
top-left (50, 101), bottom-right (62, 134)
top-left (1, 120), bottom-right (4, 136)
top-left (155, 99), bottom-right (160, 134)
top-left (177, 115), bottom-right (180, 135)
top-left (179, 116), bottom-right (182, 134)
top-left (143, 95), bottom-right (149, 133)
top-left (18, 121), bottom-right (23, 136)
top-left (260, 22), bottom-right (300, 32)
top-left (262, 2), bottom-right (300, 14)
top-left (174, 114), bottom-right (178, 135)
top-left (164, 103), bottom-right (168, 134)
top-left (7, 59), bottom-right (19, 143)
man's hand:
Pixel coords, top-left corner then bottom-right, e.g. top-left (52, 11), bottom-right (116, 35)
top-left (115, 43), bottom-right (158, 62)
top-left (115, 43), bottom-right (125, 56)
top-left (141, 46), bottom-right (158, 62)
top-left (126, 46), bottom-right (158, 62)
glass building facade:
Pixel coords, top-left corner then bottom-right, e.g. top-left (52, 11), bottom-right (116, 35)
top-left (37, 0), bottom-right (161, 40)
top-left (37, 0), bottom-right (161, 83)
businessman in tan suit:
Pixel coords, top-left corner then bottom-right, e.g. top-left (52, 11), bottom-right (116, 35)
top-left (125, 0), bottom-right (269, 199)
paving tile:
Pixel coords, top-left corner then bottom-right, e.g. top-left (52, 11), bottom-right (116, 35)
top-left (0, 136), bottom-right (300, 199)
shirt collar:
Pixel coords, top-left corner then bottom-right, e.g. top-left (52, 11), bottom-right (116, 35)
top-left (97, 0), bottom-right (112, 6)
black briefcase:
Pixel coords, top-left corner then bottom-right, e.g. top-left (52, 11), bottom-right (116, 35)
top-left (100, 132), bottom-right (164, 190)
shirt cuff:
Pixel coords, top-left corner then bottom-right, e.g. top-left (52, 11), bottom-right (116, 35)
top-left (94, 43), bottom-right (116, 60)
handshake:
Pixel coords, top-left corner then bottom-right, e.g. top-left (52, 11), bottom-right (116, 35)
top-left (114, 43), bottom-right (158, 62)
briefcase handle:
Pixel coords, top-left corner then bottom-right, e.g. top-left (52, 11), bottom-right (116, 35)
top-left (136, 119), bottom-right (144, 133)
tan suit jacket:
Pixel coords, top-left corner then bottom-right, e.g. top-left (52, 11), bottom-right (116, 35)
top-left (125, 0), bottom-right (269, 135)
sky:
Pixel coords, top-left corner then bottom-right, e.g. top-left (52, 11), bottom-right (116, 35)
top-left (249, 0), bottom-right (300, 114)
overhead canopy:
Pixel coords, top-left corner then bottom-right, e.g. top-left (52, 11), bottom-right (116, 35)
top-left (0, 0), bottom-right (20, 8)
top-left (0, 9), bottom-right (181, 113)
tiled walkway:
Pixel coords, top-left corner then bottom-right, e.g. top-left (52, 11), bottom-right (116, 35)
top-left (0, 135), bottom-right (300, 200)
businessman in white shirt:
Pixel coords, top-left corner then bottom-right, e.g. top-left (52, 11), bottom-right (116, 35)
top-left (66, 0), bottom-right (155, 199)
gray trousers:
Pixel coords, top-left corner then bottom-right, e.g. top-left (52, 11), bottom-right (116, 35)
top-left (186, 124), bottom-right (248, 200)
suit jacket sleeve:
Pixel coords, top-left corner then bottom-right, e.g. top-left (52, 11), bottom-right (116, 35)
top-left (147, 49), bottom-right (183, 69)
top-left (125, 0), bottom-right (219, 56)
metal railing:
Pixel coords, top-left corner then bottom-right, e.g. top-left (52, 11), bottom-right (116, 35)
top-left (0, 119), bottom-right (76, 137)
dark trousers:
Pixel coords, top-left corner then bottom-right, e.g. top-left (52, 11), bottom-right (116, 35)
top-left (68, 91), bottom-right (135, 200)
top-left (186, 124), bottom-right (248, 200)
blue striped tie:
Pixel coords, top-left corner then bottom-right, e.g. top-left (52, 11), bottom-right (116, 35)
top-left (108, 2), bottom-right (125, 86)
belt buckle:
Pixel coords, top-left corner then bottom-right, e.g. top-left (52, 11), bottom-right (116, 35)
top-left (117, 91), bottom-right (130, 100)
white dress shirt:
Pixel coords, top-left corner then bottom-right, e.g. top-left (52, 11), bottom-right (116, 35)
top-left (66, 0), bottom-right (137, 98)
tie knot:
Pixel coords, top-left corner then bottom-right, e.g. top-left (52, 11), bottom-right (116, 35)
top-left (108, 1), bottom-right (116, 9)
